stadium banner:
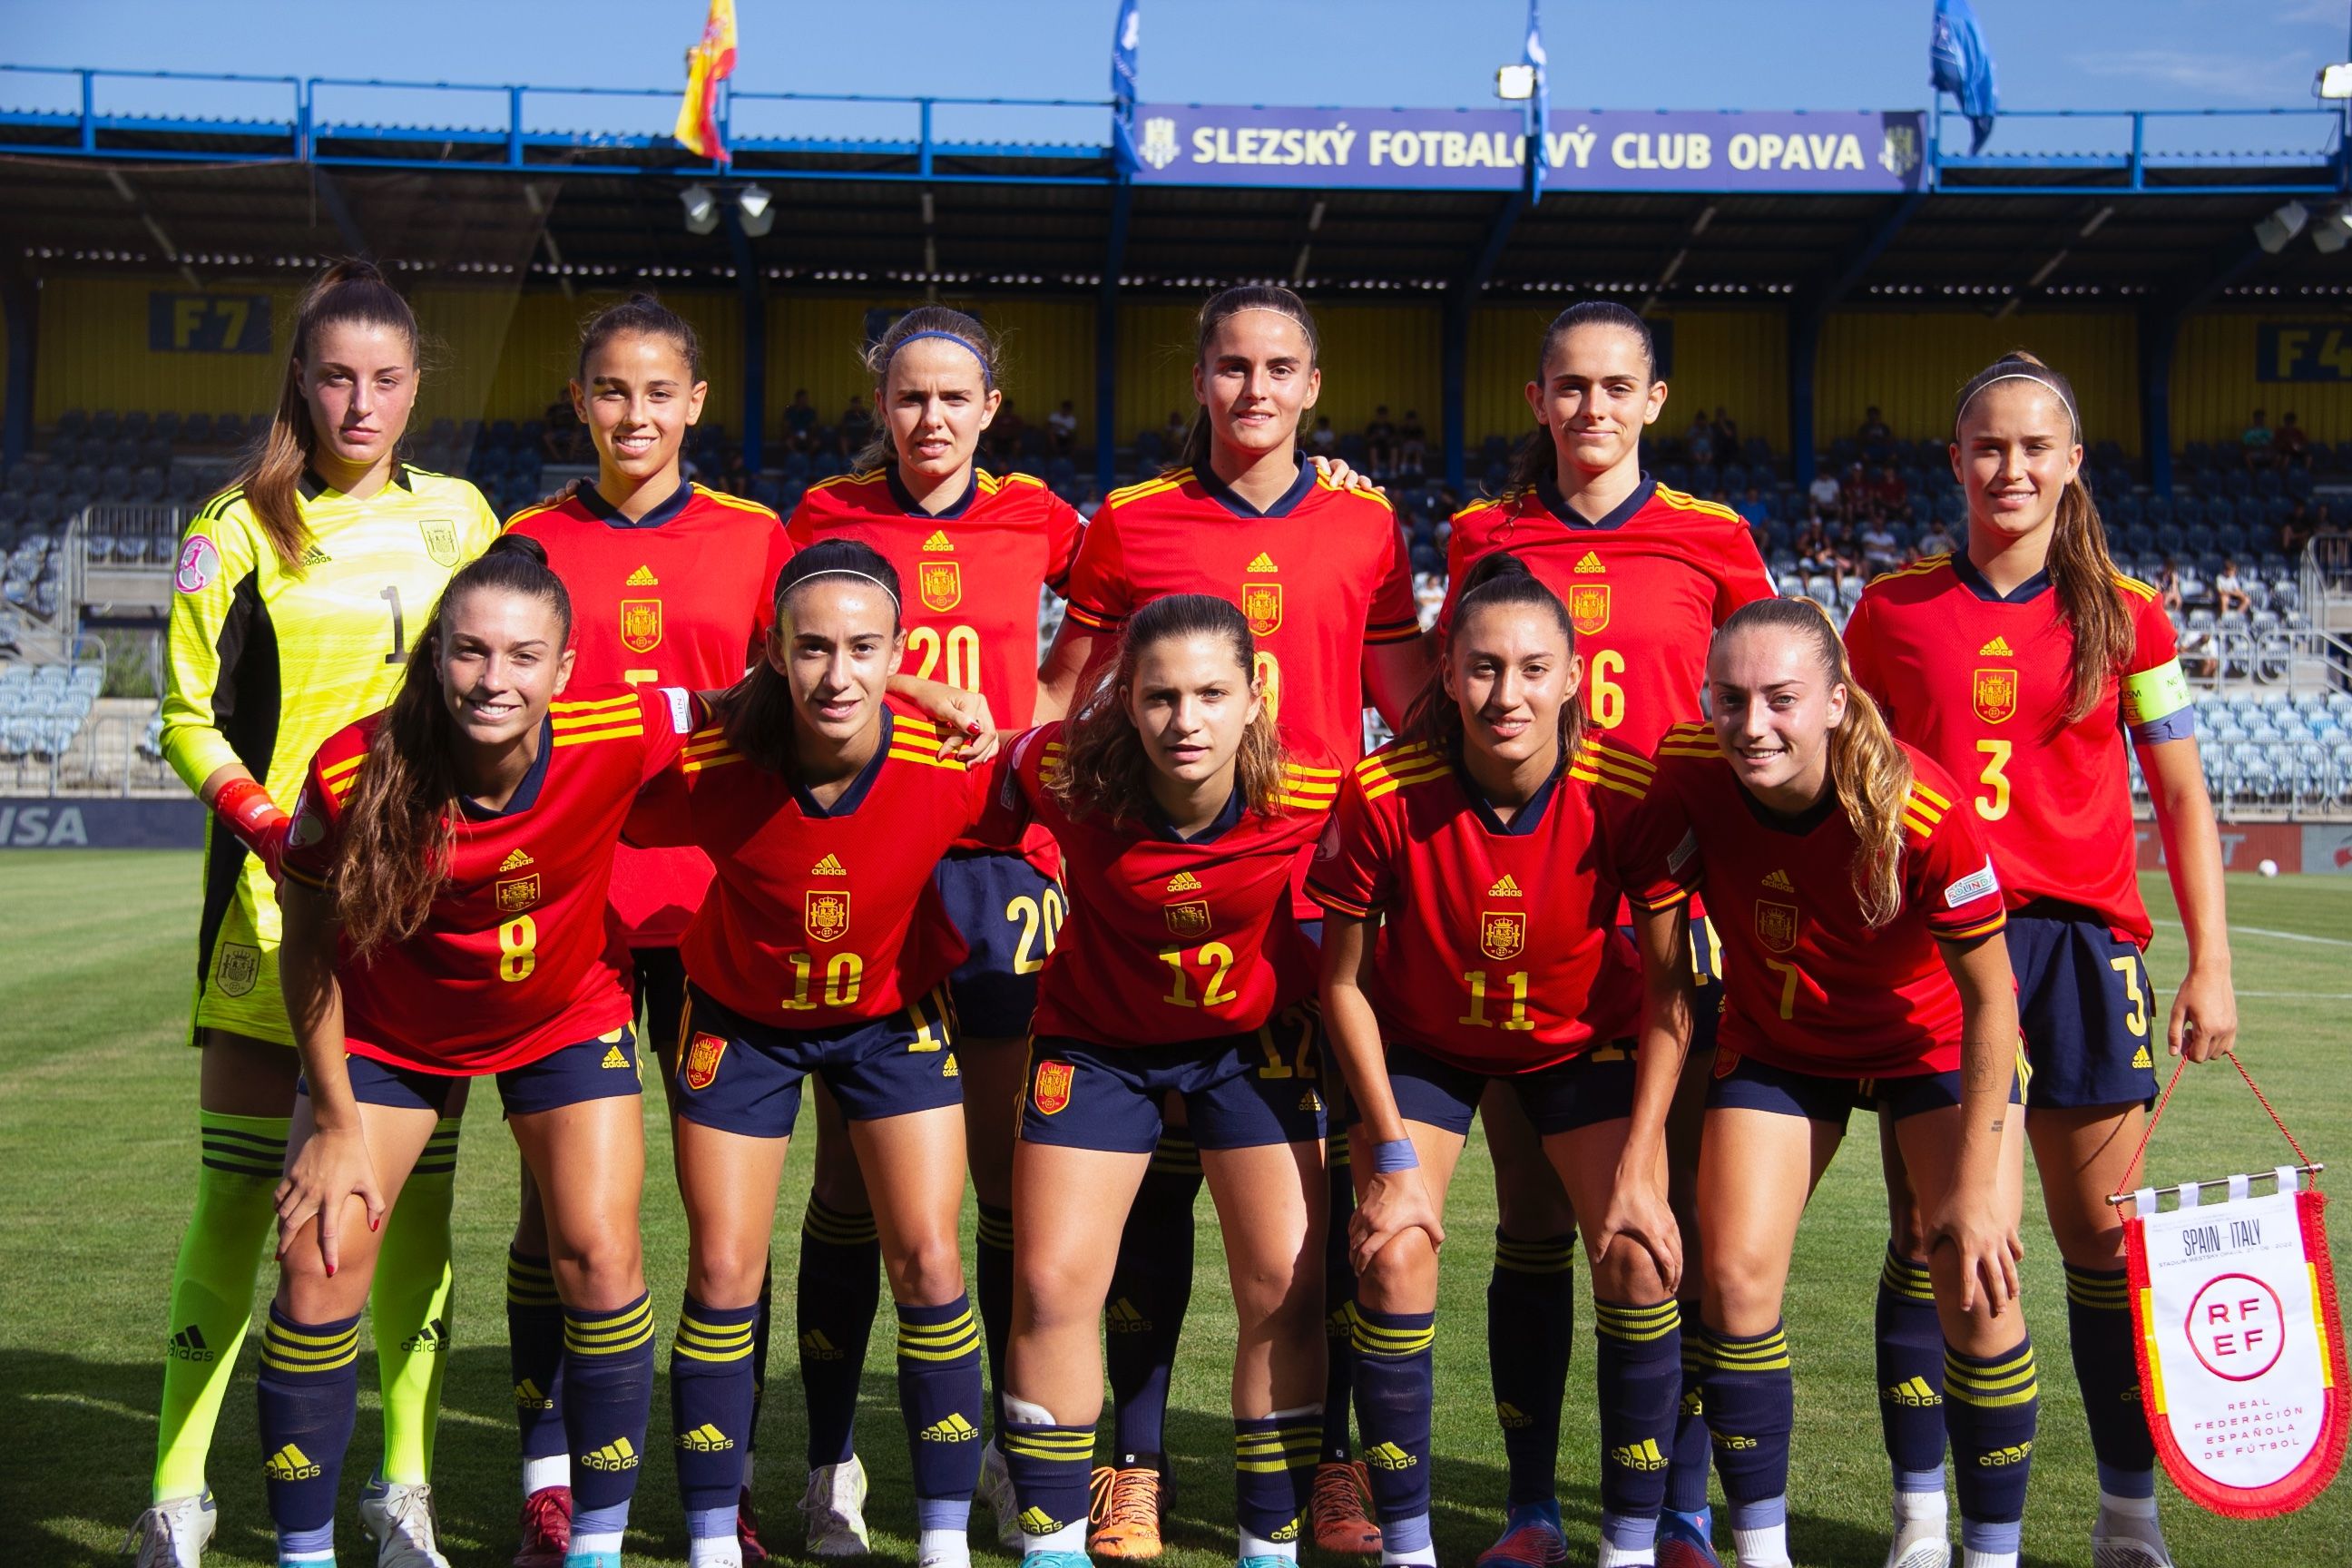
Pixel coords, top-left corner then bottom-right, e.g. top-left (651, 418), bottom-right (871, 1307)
top-left (2124, 1179), bottom-right (2347, 1515)
top-left (0, 797), bottom-right (206, 849)
top-left (2300, 822), bottom-right (2352, 875)
top-left (2254, 323), bottom-right (2352, 383)
top-left (2133, 820), bottom-right (2304, 874)
top-left (1125, 105), bottom-right (1927, 191)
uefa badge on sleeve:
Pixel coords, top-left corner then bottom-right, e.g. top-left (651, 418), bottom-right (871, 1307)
top-left (2113, 1052), bottom-right (2345, 1516)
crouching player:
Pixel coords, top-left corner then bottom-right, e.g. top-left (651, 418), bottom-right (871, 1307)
top-left (269, 536), bottom-right (692, 1568)
top-left (1310, 556), bottom-right (1697, 1568)
top-left (1632, 598), bottom-right (2034, 1568)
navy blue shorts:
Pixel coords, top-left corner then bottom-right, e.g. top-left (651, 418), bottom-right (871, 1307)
top-left (933, 849), bottom-right (1061, 1040)
top-left (1367, 1037), bottom-right (1638, 1139)
top-left (316, 1026), bottom-right (644, 1118)
top-left (1019, 1005), bottom-right (1329, 1154)
top-left (1688, 913), bottom-right (1726, 1060)
top-left (674, 982), bottom-right (961, 1139)
top-left (2006, 903), bottom-right (2159, 1111)
top-left (1705, 1049), bottom-right (2022, 1131)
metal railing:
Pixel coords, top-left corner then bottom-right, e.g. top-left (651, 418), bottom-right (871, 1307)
top-left (0, 707), bottom-right (177, 796)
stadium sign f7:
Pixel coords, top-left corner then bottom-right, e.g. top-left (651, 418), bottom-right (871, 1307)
top-left (1127, 105), bottom-right (1927, 192)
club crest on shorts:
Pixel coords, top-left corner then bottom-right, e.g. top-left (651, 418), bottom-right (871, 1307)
top-left (1569, 583), bottom-right (1612, 635)
top-left (1242, 581), bottom-right (1282, 636)
top-left (918, 561), bottom-right (963, 612)
top-left (1479, 909), bottom-right (1526, 961)
top-left (620, 598), bottom-right (663, 654)
top-left (804, 889), bottom-right (852, 944)
top-left (214, 941), bottom-right (260, 997)
top-left (1164, 898), bottom-right (1212, 939)
top-left (1755, 899), bottom-right (1799, 954)
top-left (1973, 666), bottom-right (2018, 725)
top-left (682, 1031), bottom-right (728, 1090)
top-left (1032, 1059), bottom-right (1075, 1115)
top-left (418, 519), bottom-right (460, 567)
top-left (1713, 1047), bottom-right (1741, 1080)
top-left (495, 874), bottom-right (542, 914)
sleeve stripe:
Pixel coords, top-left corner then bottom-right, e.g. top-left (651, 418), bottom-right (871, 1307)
top-left (320, 754), bottom-right (366, 783)
top-left (1061, 602), bottom-right (1122, 632)
top-left (1361, 761), bottom-right (1452, 799)
top-left (1630, 885), bottom-right (1695, 912)
top-left (681, 751), bottom-right (746, 774)
top-left (1276, 793), bottom-right (1336, 812)
top-left (1908, 780), bottom-right (1953, 812)
top-left (1938, 913), bottom-right (2008, 941)
top-left (281, 863), bottom-right (329, 890)
top-left (552, 694), bottom-right (645, 718)
top-left (551, 725), bottom-right (643, 748)
top-left (1568, 762), bottom-right (1648, 800)
top-left (1305, 883), bottom-right (1376, 918)
top-left (1365, 621), bottom-right (1424, 644)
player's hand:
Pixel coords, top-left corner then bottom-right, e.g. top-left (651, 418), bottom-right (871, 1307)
top-left (1309, 454), bottom-right (1384, 495)
top-left (1928, 1195), bottom-right (2023, 1318)
top-left (1593, 1169), bottom-right (1681, 1295)
top-left (1349, 1168), bottom-right (1445, 1276)
top-left (920, 685), bottom-right (1000, 765)
top-left (2168, 961), bottom-right (2236, 1063)
top-left (274, 1123), bottom-right (384, 1279)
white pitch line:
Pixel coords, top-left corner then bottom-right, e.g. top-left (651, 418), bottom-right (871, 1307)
top-left (2237, 990), bottom-right (2352, 999)
top-left (2230, 925), bottom-right (2352, 948)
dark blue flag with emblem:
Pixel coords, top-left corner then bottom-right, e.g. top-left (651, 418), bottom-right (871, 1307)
top-left (1930, 0), bottom-right (1998, 155)
top-left (1111, 0), bottom-right (1143, 176)
top-left (1524, 0), bottom-right (1549, 201)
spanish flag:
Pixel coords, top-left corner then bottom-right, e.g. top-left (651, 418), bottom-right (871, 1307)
top-left (673, 0), bottom-right (738, 163)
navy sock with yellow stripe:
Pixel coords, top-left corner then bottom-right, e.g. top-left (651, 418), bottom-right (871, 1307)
top-left (1002, 1418), bottom-right (1095, 1547)
top-left (897, 1296), bottom-right (985, 1514)
top-left (1105, 1132), bottom-right (1201, 1468)
top-left (1487, 1228), bottom-right (1576, 1506)
top-left (1233, 1410), bottom-right (1321, 1544)
top-left (1876, 1248), bottom-right (1947, 1491)
top-left (255, 1304), bottom-right (361, 1559)
top-left (670, 1294), bottom-right (758, 1534)
top-left (1321, 1137), bottom-right (1360, 1465)
top-left (1666, 1304), bottom-right (1712, 1514)
top-left (564, 1292), bottom-right (656, 1539)
top-left (1944, 1337), bottom-right (2037, 1556)
top-left (975, 1201), bottom-right (1015, 1441)
top-left (507, 1247), bottom-right (568, 1465)
top-left (1695, 1319), bottom-right (1793, 1519)
top-left (750, 1254), bottom-right (774, 1457)
top-left (2065, 1263), bottom-right (2154, 1494)
top-left (1594, 1297), bottom-right (1681, 1550)
top-left (1349, 1307), bottom-right (1436, 1548)
top-left (797, 1198), bottom-right (880, 1469)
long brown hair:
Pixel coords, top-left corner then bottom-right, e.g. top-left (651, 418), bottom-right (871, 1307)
top-left (233, 260), bottom-right (421, 570)
top-left (334, 535), bottom-right (573, 956)
top-left (708, 539), bottom-right (903, 778)
top-left (1952, 350), bottom-right (2132, 724)
top-left (858, 306), bottom-right (1006, 474)
top-left (1404, 551), bottom-right (1587, 761)
top-left (1718, 598), bottom-right (1914, 928)
top-left (1050, 593), bottom-right (1286, 826)
top-left (1171, 284), bottom-right (1320, 475)
top-left (1500, 299), bottom-right (1659, 496)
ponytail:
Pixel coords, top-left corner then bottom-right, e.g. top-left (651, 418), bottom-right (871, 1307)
top-left (709, 539), bottom-right (902, 778)
top-left (1404, 551), bottom-right (1586, 761)
top-left (1171, 284), bottom-right (1320, 476)
top-left (1498, 300), bottom-right (1659, 497)
top-left (335, 534), bottom-right (571, 956)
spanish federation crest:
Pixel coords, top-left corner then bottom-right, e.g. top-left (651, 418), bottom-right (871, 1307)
top-left (1973, 667), bottom-right (2018, 725)
top-left (682, 1031), bottom-right (728, 1092)
top-left (496, 874), bottom-right (542, 914)
top-left (418, 519), bottom-right (460, 567)
top-left (1755, 900), bottom-right (1800, 955)
top-left (620, 598), bottom-right (662, 654)
top-left (805, 889), bottom-right (852, 944)
top-left (1032, 1059), bottom-right (1076, 1115)
top-left (214, 942), bottom-right (261, 997)
top-left (1480, 909), bottom-right (1526, 962)
top-left (1140, 116), bottom-right (1181, 172)
top-left (1165, 898), bottom-right (1212, 939)
top-left (1569, 583), bottom-right (1611, 635)
top-left (1242, 582), bottom-right (1283, 637)
top-left (919, 561), bottom-right (963, 612)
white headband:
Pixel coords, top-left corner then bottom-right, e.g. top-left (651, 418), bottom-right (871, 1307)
top-left (787, 568), bottom-right (900, 609)
top-left (1955, 371), bottom-right (2079, 437)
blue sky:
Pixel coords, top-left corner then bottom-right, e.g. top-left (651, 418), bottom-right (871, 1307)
top-left (4, 0), bottom-right (2347, 132)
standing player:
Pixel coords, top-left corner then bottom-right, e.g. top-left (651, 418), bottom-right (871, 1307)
top-left (990, 593), bottom-right (1342, 1568)
top-left (785, 306), bottom-right (1083, 1549)
top-left (1845, 352), bottom-right (2236, 1568)
top-left (503, 293), bottom-right (798, 1565)
top-left (135, 260), bottom-right (498, 1568)
top-left (1037, 283), bottom-right (1423, 1557)
top-left (1311, 556), bottom-right (1697, 1568)
top-left (1632, 600), bottom-right (2035, 1568)
top-left (1442, 301), bottom-right (1772, 1568)
top-left (268, 536), bottom-right (692, 1568)
top-left (625, 542), bottom-right (1000, 1568)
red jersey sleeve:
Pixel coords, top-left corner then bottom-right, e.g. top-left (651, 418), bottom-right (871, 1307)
top-left (968, 724), bottom-right (1053, 844)
top-left (1060, 510), bottom-right (1131, 634)
top-left (1904, 767), bottom-right (2008, 943)
top-left (1842, 595), bottom-right (1888, 710)
top-left (279, 739), bottom-right (354, 890)
top-left (1303, 764), bottom-right (1398, 919)
top-left (1710, 529), bottom-right (1778, 623)
top-left (1620, 753), bottom-right (1705, 912)
top-left (1043, 495), bottom-right (1085, 596)
top-left (750, 523), bottom-right (796, 649)
top-left (1364, 514), bottom-right (1421, 646)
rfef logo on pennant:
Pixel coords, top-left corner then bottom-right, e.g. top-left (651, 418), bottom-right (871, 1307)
top-left (1032, 1059), bottom-right (1075, 1116)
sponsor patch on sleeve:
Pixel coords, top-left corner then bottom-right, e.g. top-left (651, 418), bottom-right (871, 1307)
top-left (1944, 857), bottom-right (2001, 910)
top-left (1667, 828), bottom-right (1699, 877)
top-left (660, 685), bottom-right (692, 734)
top-left (174, 534), bottom-right (220, 593)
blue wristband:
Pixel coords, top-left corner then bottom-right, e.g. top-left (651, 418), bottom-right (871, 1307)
top-left (1371, 1137), bottom-right (1420, 1173)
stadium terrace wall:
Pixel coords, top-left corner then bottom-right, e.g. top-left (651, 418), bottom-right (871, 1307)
top-left (1816, 310), bottom-right (2141, 457)
top-left (2171, 312), bottom-right (2352, 448)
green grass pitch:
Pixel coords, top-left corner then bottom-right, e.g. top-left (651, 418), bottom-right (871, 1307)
top-left (3, 852), bottom-right (2346, 1565)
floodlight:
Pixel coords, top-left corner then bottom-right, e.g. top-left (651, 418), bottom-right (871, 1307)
top-left (2315, 204), bottom-right (2352, 255)
top-left (681, 184), bottom-right (720, 236)
top-left (2318, 63), bottom-right (2352, 99)
top-left (2254, 201), bottom-right (2308, 255)
top-left (739, 184), bottom-right (775, 239)
top-left (1495, 64), bottom-right (1536, 101)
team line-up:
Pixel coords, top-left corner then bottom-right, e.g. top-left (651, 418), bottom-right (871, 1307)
top-left (128, 261), bottom-right (2239, 1568)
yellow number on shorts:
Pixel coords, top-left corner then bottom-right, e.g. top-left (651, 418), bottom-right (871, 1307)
top-left (1252, 651), bottom-right (1282, 721)
top-left (1975, 739), bottom-right (2013, 821)
top-left (2111, 954), bottom-right (2149, 1037)
top-left (907, 624), bottom-right (985, 692)
top-left (1458, 969), bottom-right (1535, 1032)
top-left (1005, 889), bottom-right (1067, 976)
top-left (1254, 1005), bottom-right (1317, 1079)
top-left (781, 952), bottom-right (864, 1011)
top-left (1160, 941), bottom-right (1239, 1008)
top-left (1588, 649), bottom-right (1627, 730)
top-left (1764, 956), bottom-right (1802, 1021)
top-left (497, 916), bottom-right (537, 983)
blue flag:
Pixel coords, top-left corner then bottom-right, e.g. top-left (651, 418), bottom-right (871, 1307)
top-left (1930, 0), bottom-right (1998, 155)
top-left (1111, 0), bottom-right (1142, 175)
top-left (1524, 0), bottom-right (1549, 201)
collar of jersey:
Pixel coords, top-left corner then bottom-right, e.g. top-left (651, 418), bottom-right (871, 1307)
top-left (887, 465), bottom-right (979, 520)
top-left (1733, 774), bottom-right (1840, 838)
top-left (1534, 469), bottom-right (1656, 533)
top-left (456, 715), bottom-right (554, 821)
top-left (1147, 779), bottom-right (1246, 844)
top-left (794, 709), bottom-right (894, 818)
top-left (1947, 551), bottom-right (2052, 605)
top-left (1192, 454), bottom-right (1317, 520)
top-left (572, 476), bottom-right (695, 530)
top-left (299, 466), bottom-right (416, 502)
top-left (1451, 734), bottom-right (1566, 837)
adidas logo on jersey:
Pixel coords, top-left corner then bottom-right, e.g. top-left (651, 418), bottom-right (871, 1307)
top-left (2132, 1044), bottom-right (2153, 1069)
top-left (1762, 868), bottom-right (1794, 891)
top-left (923, 530), bottom-right (956, 553)
top-left (942, 1052), bottom-right (960, 1079)
top-left (1166, 870), bottom-right (1203, 892)
top-left (299, 545), bottom-right (332, 566)
top-left (401, 1316), bottom-right (448, 1353)
top-left (1106, 1298), bottom-right (1152, 1334)
top-left (168, 1325), bottom-right (216, 1363)
top-left (263, 1444), bottom-right (322, 1482)
top-left (800, 1330), bottom-right (846, 1360)
top-left (1610, 1438), bottom-right (1669, 1472)
top-left (919, 1414), bottom-right (981, 1443)
top-left (1245, 551), bottom-right (1279, 573)
top-left (1884, 1376), bottom-right (1942, 1408)
top-left (1298, 1089), bottom-right (1323, 1113)
top-left (500, 848), bottom-right (534, 871)
top-left (811, 853), bottom-right (848, 876)
top-left (625, 565), bottom-right (659, 586)
top-left (1574, 550), bottom-right (1606, 574)
top-left (1495, 1401), bottom-right (1533, 1430)
top-left (1364, 1441), bottom-right (1418, 1471)
top-left (676, 1422), bottom-right (734, 1452)
top-left (580, 1437), bottom-right (641, 1472)
top-left (1978, 635), bottom-right (2015, 657)
top-left (514, 1378), bottom-right (554, 1410)
top-left (1487, 873), bottom-right (1524, 897)
top-left (601, 1044), bottom-right (631, 1070)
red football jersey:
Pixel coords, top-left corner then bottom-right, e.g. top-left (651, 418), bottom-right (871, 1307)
top-left (1308, 731), bottom-right (1678, 1073)
top-left (626, 704), bottom-right (994, 1031)
top-left (1629, 725), bottom-right (2008, 1077)
top-left (506, 481), bottom-right (796, 946)
top-left (984, 720), bottom-right (1341, 1045)
top-left (1844, 555), bottom-right (2188, 946)
top-left (280, 685), bottom-right (696, 1073)
top-left (787, 465), bottom-right (1081, 876)
top-left (1442, 476), bottom-right (1775, 752)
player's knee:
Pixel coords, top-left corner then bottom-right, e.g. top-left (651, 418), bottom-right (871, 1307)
top-left (1886, 1206), bottom-right (1931, 1259)
top-left (1230, 1255), bottom-right (1321, 1340)
top-left (886, 1230), bottom-right (966, 1308)
top-left (1356, 1228), bottom-right (1437, 1313)
top-left (555, 1228), bottom-right (644, 1312)
top-left (686, 1233), bottom-right (766, 1309)
top-left (1701, 1259), bottom-right (1784, 1336)
top-left (1589, 1237), bottom-right (1668, 1304)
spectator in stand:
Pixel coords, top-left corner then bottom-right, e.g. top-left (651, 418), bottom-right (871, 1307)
top-left (1308, 414), bottom-right (1338, 455)
top-left (2275, 410), bottom-right (2309, 468)
top-left (1915, 517), bottom-right (1958, 560)
top-left (718, 447), bottom-right (752, 497)
top-left (1712, 406), bottom-right (1739, 452)
top-left (1807, 465), bottom-right (1841, 515)
top-left (1685, 410), bottom-right (1716, 466)
top-left (2242, 407), bottom-right (2274, 470)
top-left (1840, 460), bottom-right (1868, 523)
top-left (2280, 498), bottom-right (2314, 557)
top-left (1163, 407), bottom-right (1189, 452)
top-left (1857, 512), bottom-right (1900, 576)
top-left (993, 396), bottom-right (1026, 468)
top-left (784, 387), bottom-right (818, 453)
top-left (2155, 556), bottom-right (2184, 615)
top-left (1792, 515), bottom-right (1851, 591)
top-left (542, 393), bottom-right (583, 463)
top-left (1365, 405), bottom-right (1397, 475)
top-left (1735, 484), bottom-right (1773, 532)
top-left (1398, 407), bottom-right (1427, 475)
top-left (2213, 557), bottom-right (2252, 614)
top-left (838, 393), bottom-right (873, 458)
top-left (1867, 463), bottom-right (1906, 513)
top-left (1047, 397), bottom-right (1079, 457)
top-left (1857, 404), bottom-right (1892, 461)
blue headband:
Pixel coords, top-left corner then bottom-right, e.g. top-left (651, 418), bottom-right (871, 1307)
top-left (885, 329), bottom-right (992, 387)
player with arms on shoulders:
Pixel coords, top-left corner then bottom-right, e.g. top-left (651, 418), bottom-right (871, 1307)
top-left (501, 293), bottom-right (796, 1566)
top-left (1632, 600), bottom-right (2034, 1568)
top-left (268, 536), bottom-right (694, 1568)
top-left (136, 260), bottom-right (499, 1568)
top-left (1311, 554), bottom-right (1697, 1568)
top-left (1844, 353), bottom-right (2236, 1568)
